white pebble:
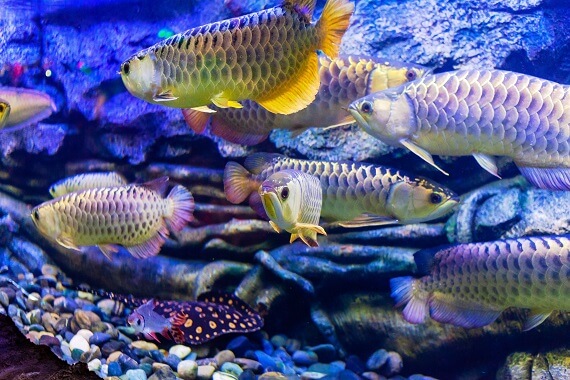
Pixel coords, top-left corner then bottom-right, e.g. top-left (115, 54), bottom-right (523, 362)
top-left (69, 334), bottom-right (90, 352)
top-left (213, 371), bottom-right (238, 380)
top-left (178, 360), bottom-right (199, 380)
top-left (169, 344), bottom-right (192, 359)
top-left (76, 328), bottom-right (93, 341)
top-left (88, 358), bottom-right (102, 372)
top-left (131, 340), bottom-right (158, 351)
top-left (197, 365), bottom-right (216, 380)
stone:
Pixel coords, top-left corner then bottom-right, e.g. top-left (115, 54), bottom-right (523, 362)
top-left (284, 339), bottom-right (301, 354)
top-left (125, 369), bottom-right (148, 380)
top-left (38, 334), bottom-right (60, 347)
top-left (169, 344), bottom-right (192, 360)
top-left (226, 336), bottom-right (257, 357)
top-left (88, 358), bottom-right (102, 372)
top-left (119, 353), bottom-right (140, 371)
top-left (300, 372), bottom-right (326, 380)
top-left (132, 340), bottom-right (159, 351)
top-left (379, 352), bottom-right (402, 377)
top-left (215, 350), bottom-right (236, 367)
top-left (164, 354), bottom-right (181, 371)
top-left (197, 365), bottom-right (216, 380)
top-left (108, 351), bottom-right (123, 362)
top-left (270, 335), bottom-right (287, 348)
top-left (292, 350), bottom-right (318, 366)
top-left (108, 361), bottom-right (123, 377)
top-left (80, 346), bottom-right (102, 363)
top-left (366, 349), bottom-right (389, 371)
top-left (308, 363), bottom-right (343, 375)
top-left (220, 362), bottom-right (244, 377)
top-left (102, 340), bottom-right (126, 357)
top-left (148, 366), bottom-right (178, 380)
top-left (178, 359), bottom-right (199, 380)
top-left (233, 358), bottom-right (263, 373)
top-left (69, 334), bottom-right (90, 353)
top-left (151, 362), bottom-right (172, 372)
top-left (213, 371), bottom-right (238, 380)
top-left (307, 344), bottom-right (337, 363)
top-left (76, 328), bottom-right (94, 342)
top-left (90, 331), bottom-right (111, 345)
top-left (140, 363), bottom-right (153, 376)
top-left (71, 348), bottom-right (84, 361)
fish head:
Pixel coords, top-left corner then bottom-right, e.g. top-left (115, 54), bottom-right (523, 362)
top-left (368, 63), bottom-right (431, 93)
top-left (127, 308), bottom-right (146, 335)
top-left (30, 203), bottom-right (61, 240)
top-left (0, 101), bottom-right (10, 128)
top-left (128, 300), bottom-right (172, 340)
top-left (348, 88), bottom-right (417, 146)
top-left (386, 178), bottom-right (459, 224)
top-left (120, 51), bottom-right (161, 102)
top-left (258, 170), bottom-right (303, 232)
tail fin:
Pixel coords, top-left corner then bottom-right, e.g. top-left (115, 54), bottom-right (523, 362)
top-left (224, 162), bottom-right (257, 204)
top-left (316, 0), bottom-right (354, 58)
top-left (165, 185), bottom-right (194, 232)
top-left (390, 276), bottom-right (428, 324)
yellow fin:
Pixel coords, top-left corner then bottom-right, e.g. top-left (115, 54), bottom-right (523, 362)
top-left (316, 0), bottom-right (355, 58)
top-left (256, 52), bottom-right (319, 115)
top-left (291, 223), bottom-right (326, 247)
top-left (295, 223), bottom-right (327, 236)
top-left (56, 235), bottom-right (80, 251)
top-left (98, 244), bottom-right (119, 260)
top-left (211, 92), bottom-right (242, 109)
top-left (190, 105), bottom-right (216, 113)
top-left (269, 221), bottom-right (282, 233)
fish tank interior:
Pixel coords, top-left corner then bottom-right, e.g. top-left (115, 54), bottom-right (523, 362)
top-left (2, 0), bottom-right (570, 379)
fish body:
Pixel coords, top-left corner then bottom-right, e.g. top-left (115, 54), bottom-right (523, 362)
top-left (31, 177), bottom-right (194, 259)
top-left (349, 69), bottom-right (570, 190)
top-left (127, 292), bottom-right (263, 345)
top-left (120, 0), bottom-right (354, 115)
top-left (0, 101), bottom-right (10, 129)
top-left (49, 172), bottom-right (128, 198)
top-left (182, 55), bottom-right (430, 145)
top-left (259, 169), bottom-right (325, 246)
top-left (391, 235), bottom-right (570, 330)
top-left (224, 153), bottom-right (458, 227)
top-left (0, 87), bottom-right (56, 129)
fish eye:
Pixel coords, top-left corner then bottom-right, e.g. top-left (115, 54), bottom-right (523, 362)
top-left (122, 62), bottom-right (130, 75)
top-left (0, 104), bottom-right (4, 112)
top-left (32, 209), bottom-right (39, 220)
top-left (136, 318), bottom-right (142, 326)
top-left (430, 193), bottom-right (443, 204)
top-left (360, 101), bottom-right (373, 114)
top-left (281, 187), bottom-right (289, 200)
top-left (405, 69), bottom-right (417, 81)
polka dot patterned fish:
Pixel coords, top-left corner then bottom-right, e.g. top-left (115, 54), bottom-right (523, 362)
top-left (49, 171), bottom-right (128, 198)
top-left (120, 0), bottom-right (354, 116)
top-left (391, 235), bottom-right (570, 331)
top-left (127, 292), bottom-right (263, 344)
top-left (31, 177), bottom-right (194, 259)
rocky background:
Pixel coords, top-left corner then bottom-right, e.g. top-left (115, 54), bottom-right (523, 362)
top-left (2, 0), bottom-right (570, 379)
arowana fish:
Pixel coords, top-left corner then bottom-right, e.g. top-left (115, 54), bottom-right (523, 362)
top-left (0, 100), bottom-right (10, 129)
top-left (120, 0), bottom-right (354, 115)
top-left (224, 153), bottom-right (459, 228)
top-left (391, 235), bottom-right (570, 330)
top-left (127, 292), bottom-right (263, 344)
top-left (259, 169), bottom-right (325, 246)
top-left (0, 87), bottom-right (56, 129)
top-left (349, 69), bottom-right (570, 191)
top-left (49, 172), bottom-right (128, 198)
top-left (182, 55), bottom-right (430, 145)
top-left (31, 177), bottom-right (194, 259)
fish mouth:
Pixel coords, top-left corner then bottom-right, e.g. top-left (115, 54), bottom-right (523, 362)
top-left (259, 188), bottom-right (279, 221)
top-left (348, 105), bottom-right (369, 130)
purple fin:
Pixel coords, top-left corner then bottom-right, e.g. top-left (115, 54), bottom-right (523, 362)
top-left (244, 153), bottom-right (284, 174)
top-left (283, 0), bottom-right (316, 19)
top-left (224, 162), bottom-right (255, 204)
top-left (517, 166), bottom-right (570, 191)
top-left (165, 185), bottom-right (194, 232)
top-left (126, 228), bottom-right (167, 259)
top-left (143, 176), bottom-right (169, 195)
top-left (429, 293), bottom-right (502, 328)
top-left (210, 114), bottom-right (270, 146)
top-left (182, 108), bottom-right (211, 134)
top-left (390, 276), bottom-right (428, 324)
top-left (249, 193), bottom-right (268, 220)
top-left (522, 309), bottom-right (552, 331)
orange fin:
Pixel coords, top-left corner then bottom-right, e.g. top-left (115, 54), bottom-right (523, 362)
top-left (98, 244), bottom-right (119, 260)
top-left (165, 185), bottom-right (194, 232)
top-left (316, 0), bottom-right (354, 58)
top-left (182, 109), bottom-right (211, 134)
top-left (211, 114), bottom-right (270, 146)
top-left (223, 162), bottom-right (256, 204)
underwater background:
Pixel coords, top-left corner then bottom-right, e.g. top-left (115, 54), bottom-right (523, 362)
top-left (2, 0), bottom-right (570, 379)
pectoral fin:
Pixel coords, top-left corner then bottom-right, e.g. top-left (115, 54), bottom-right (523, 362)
top-left (400, 139), bottom-right (449, 176)
top-left (523, 309), bottom-right (552, 331)
top-left (56, 235), bottom-right (80, 251)
top-left (295, 223), bottom-right (327, 236)
top-left (269, 221), bottom-right (282, 233)
top-left (153, 90), bottom-right (178, 102)
top-left (473, 153), bottom-right (501, 178)
top-left (322, 115), bottom-right (355, 130)
top-left (211, 92), bottom-right (242, 109)
top-left (190, 105), bottom-right (216, 113)
top-left (337, 214), bottom-right (398, 228)
top-left (290, 223), bottom-right (326, 247)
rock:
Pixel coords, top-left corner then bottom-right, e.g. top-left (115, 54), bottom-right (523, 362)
top-left (69, 334), bottom-right (90, 353)
top-left (149, 366), bottom-right (178, 380)
top-left (253, 351), bottom-right (278, 372)
top-left (220, 362), bottom-right (244, 377)
top-left (108, 361), bottom-right (123, 377)
top-left (308, 363), bottom-right (343, 375)
top-left (366, 350), bottom-right (389, 371)
top-left (169, 344), bottom-right (192, 360)
top-left (227, 336), bottom-right (257, 357)
top-left (284, 339), bottom-right (301, 354)
top-left (197, 365), bottom-right (216, 380)
top-left (90, 331), bottom-right (111, 345)
top-left (80, 346), bottom-right (102, 363)
top-left (126, 368), bottom-right (149, 380)
top-left (233, 358), bottom-right (263, 373)
top-left (293, 351), bottom-right (319, 366)
top-left (270, 335), bottom-right (287, 348)
top-left (300, 372), bottom-right (326, 380)
top-left (360, 372), bottom-right (383, 380)
top-left (108, 351), bottom-right (123, 362)
top-left (215, 350), bottom-right (236, 367)
top-left (76, 328), bottom-right (94, 342)
top-left (307, 344), bottom-right (336, 364)
top-left (38, 334), bottom-right (60, 347)
top-left (88, 358), bottom-right (102, 372)
top-left (213, 371), bottom-right (239, 380)
top-left (119, 353), bottom-right (140, 372)
top-left (101, 340), bottom-right (126, 357)
top-left (379, 352), bottom-right (402, 377)
top-left (71, 348), bottom-right (84, 361)
top-left (164, 354), bottom-right (181, 371)
top-left (0, 291), bottom-right (9, 308)
top-left (178, 359), bottom-right (199, 380)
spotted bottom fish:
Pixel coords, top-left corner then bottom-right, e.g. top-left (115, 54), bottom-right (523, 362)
top-left (49, 172), bottom-right (128, 198)
top-left (259, 169), bottom-right (325, 246)
top-left (0, 101), bottom-right (10, 129)
top-left (349, 69), bottom-right (570, 191)
top-left (128, 292), bottom-right (263, 344)
top-left (182, 55), bottom-right (430, 145)
top-left (224, 153), bottom-right (458, 227)
top-left (0, 87), bottom-right (56, 129)
top-left (391, 235), bottom-right (570, 330)
top-left (31, 177), bottom-right (194, 259)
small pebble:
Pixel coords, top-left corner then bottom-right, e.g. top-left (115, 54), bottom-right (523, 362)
top-left (345, 355), bottom-right (366, 375)
top-left (308, 344), bottom-right (337, 363)
top-left (90, 331), bottom-right (111, 345)
top-left (108, 351), bottom-right (123, 362)
top-left (97, 299), bottom-right (119, 316)
top-left (29, 324), bottom-right (45, 332)
top-left (197, 365), bottom-right (216, 380)
top-left (140, 363), bottom-right (153, 376)
top-left (215, 350), bottom-right (236, 366)
top-left (164, 354), bottom-right (181, 370)
top-left (221, 362), bottom-right (243, 377)
top-left (39, 335), bottom-right (60, 347)
top-left (258, 372), bottom-right (288, 380)
top-left (300, 372), bottom-right (326, 380)
top-left (149, 366), bottom-right (177, 380)
top-left (118, 326), bottom-right (137, 337)
top-left (361, 372), bottom-right (384, 380)
top-left (380, 352), bottom-right (402, 377)
top-left (270, 335), bottom-right (287, 349)
top-left (337, 370), bottom-right (361, 380)
top-left (292, 350), bottom-right (318, 366)
top-left (226, 336), bottom-right (256, 357)
top-left (177, 359), bottom-right (198, 380)
top-left (168, 345), bottom-right (191, 360)
top-left (308, 363), bottom-right (342, 375)
top-left (119, 353), bottom-right (140, 371)
top-left (69, 334), bottom-right (90, 352)
top-left (76, 328), bottom-right (94, 341)
top-left (71, 348), bottom-right (84, 361)
top-left (80, 346), bottom-right (102, 362)
top-left (284, 339), bottom-right (301, 354)
top-left (152, 363), bottom-right (171, 372)
top-left (213, 371), bottom-right (238, 380)
top-left (118, 332), bottom-right (133, 345)
top-left (0, 291), bottom-right (8, 307)
top-left (366, 349), bottom-right (389, 371)
top-left (27, 309), bottom-right (41, 325)
top-left (108, 361), bottom-right (123, 376)
top-left (254, 351), bottom-right (278, 372)
top-left (126, 368), bottom-right (148, 380)
top-left (132, 340), bottom-right (159, 351)
top-left (88, 358), bottom-right (102, 372)
top-left (233, 358), bottom-right (263, 373)
top-left (102, 340), bottom-right (126, 357)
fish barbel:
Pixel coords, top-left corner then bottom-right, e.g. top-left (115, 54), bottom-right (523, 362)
top-left (0, 101), bottom-right (10, 129)
top-left (49, 172), bottom-right (128, 198)
top-left (31, 177), bottom-right (194, 259)
top-left (349, 69), bottom-right (570, 191)
top-left (224, 153), bottom-right (458, 227)
top-left (182, 55), bottom-right (430, 145)
top-left (0, 87), bottom-right (56, 129)
top-left (120, 0), bottom-right (354, 115)
top-left (259, 169), bottom-right (325, 246)
top-left (391, 235), bottom-right (570, 330)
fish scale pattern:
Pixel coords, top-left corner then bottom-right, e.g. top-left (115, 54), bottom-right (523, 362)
top-left (206, 56), bottom-right (429, 144)
top-left (424, 235), bottom-right (570, 310)
top-left (143, 5), bottom-right (319, 106)
top-left (49, 172), bottom-right (127, 198)
top-left (404, 69), bottom-right (570, 166)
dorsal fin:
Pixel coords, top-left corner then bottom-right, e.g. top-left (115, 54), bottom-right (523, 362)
top-left (283, 0), bottom-right (316, 19)
top-left (244, 153), bottom-right (284, 174)
top-left (142, 176), bottom-right (169, 195)
top-left (413, 246), bottom-right (448, 276)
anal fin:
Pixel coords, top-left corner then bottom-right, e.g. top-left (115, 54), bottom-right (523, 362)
top-left (125, 231), bottom-right (167, 259)
top-left (516, 165), bottom-right (570, 191)
top-left (523, 309), bottom-right (552, 331)
top-left (56, 235), bottom-right (80, 251)
top-left (211, 114), bottom-right (270, 146)
top-left (98, 244), bottom-right (119, 260)
top-left (337, 213), bottom-right (398, 228)
top-left (473, 153), bottom-right (501, 178)
top-left (182, 108), bottom-right (211, 134)
top-left (400, 139), bottom-right (449, 176)
top-left (429, 293), bottom-right (502, 328)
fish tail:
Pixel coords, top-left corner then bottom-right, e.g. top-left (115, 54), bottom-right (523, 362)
top-left (389, 276), bottom-right (428, 324)
top-left (224, 162), bottom-right (257, 204)
top-left (316, 0), bottom-right (354, 58)
top-left (165, 185), bottom-right (195, 232)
